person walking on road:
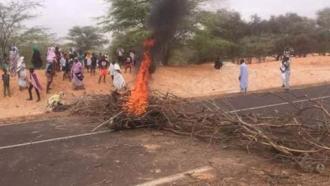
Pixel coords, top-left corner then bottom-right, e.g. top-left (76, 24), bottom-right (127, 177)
top-left (239, 59), bottom-right (248, 95)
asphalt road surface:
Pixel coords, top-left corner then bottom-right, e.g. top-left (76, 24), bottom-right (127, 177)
top-left (1, 84), bottom-right (330, 186)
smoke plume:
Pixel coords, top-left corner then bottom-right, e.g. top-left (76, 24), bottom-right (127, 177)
top-left (147, 0), bottom-right (190, 66)
top-left (148, 0), bottom-right (189, 43)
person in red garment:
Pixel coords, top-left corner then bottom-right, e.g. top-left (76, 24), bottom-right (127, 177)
top-left (98, 56), bottom-right (109, 84)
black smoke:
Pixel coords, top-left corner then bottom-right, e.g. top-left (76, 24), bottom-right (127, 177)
top-left (147, 0), bottom-right (190, 67)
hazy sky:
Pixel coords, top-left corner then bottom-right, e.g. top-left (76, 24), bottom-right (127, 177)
top-left (24, 0), bottom-right (330, 37)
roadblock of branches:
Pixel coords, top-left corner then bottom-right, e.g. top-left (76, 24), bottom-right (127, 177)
top-left (71, 92), bottom-right (330, 173)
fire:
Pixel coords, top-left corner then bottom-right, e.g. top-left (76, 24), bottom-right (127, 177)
top-left (125, 39), bottom-right (155, 116)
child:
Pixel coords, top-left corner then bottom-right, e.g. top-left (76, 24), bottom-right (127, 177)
top-left (2, 69), bottom-right (10, 97)
top-left (27, 68), bottom-right (42, 102)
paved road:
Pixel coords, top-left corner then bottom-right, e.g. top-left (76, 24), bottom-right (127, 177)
top-left (1, 84), bottom-right (330, 185)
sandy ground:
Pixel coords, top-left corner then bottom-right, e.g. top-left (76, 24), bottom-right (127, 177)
top-left (151, 55), bottom-right (330, 97)
top-left (1, 55), bottom-right (330, 119)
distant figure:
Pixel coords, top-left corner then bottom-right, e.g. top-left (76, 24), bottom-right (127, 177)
top-left (113, 64), bottom-right (126, 93)
top-left (62, 54), bottom-right (71, 81)
top-left (27, 68), bottom-right (42, 102)
top-left (214, 57), bottom-right (223, 70)
top-left (45, 61), bottom-right (54, 94)
top-left (98, 56), bottom-right (109, 84)
top-left (117, 48), bottom-right (125, 64)
top-left (129, 50), bottom-right (136, 66)
top-left (91, 53), bottom-right (97, 76)
top-left (85, 53), bottom-right (92, 73)
top-left (31, 46), bottom-right (43, 69)
top-left (239, 59), bottom-right (248, 95)
top-left (108, 61), bottom-right (116, 81)
top-left (9, 46), bottom-right (19, 76)
top-left (16, 57), bottom-right (27, 91)
top-left (1, 54), bottom-right (9, 72)
top-left (124, 56), bottom-right (133, 73)
top-left (71, 58), bottom-right (84, 90)
top-left (55, 47), bottom-right (61, 71)
top-left (47, 47), bottom-right (56, 69)
top-left (2, 69), bottom-right (10, 97)
top-left (281, 56), bottom-right (291, 89)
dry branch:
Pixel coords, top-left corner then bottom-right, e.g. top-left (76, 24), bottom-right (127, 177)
top-left (70, 92), bottom-right (330, 172)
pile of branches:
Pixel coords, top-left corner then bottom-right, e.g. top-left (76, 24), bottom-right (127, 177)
top-left (70, 92), bottom-right (330, 173)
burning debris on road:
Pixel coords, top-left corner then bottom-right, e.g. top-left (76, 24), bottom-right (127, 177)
top-left (71, 92), bottom-right (330, 173)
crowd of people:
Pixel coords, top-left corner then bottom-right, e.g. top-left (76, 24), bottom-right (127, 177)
top-left (1, 46), bottom-right (293, 102)
top-left (1, 46), bottom-right (134, 102)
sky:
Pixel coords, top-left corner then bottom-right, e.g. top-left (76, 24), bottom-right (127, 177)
top-left (23, 0), bottom-right (330, 37)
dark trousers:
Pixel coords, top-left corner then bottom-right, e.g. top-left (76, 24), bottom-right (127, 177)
top-left (3, 83), bottom-right (10, 97)
top-left (28, 84), bottom-right (40, 100)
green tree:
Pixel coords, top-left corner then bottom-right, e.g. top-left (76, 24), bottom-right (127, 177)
top-left (100, 0), bottom-right (204, 65)
top-left (0, 0), bottom-right (41, 60)
top-left (67, 26), bottom-right (107, 52)
top-left (15, 27), bottom-right (56, 65)
top-left (317, 8), bottom-right (330, 54)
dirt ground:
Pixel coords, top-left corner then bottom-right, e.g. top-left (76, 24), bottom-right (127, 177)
top-left (1, 55), bottom-right (330, 119)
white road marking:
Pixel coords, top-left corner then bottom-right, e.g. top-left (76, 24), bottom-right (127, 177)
top-left (227, 95), bottom-right (330, 113)
top-left (1, 95), bottom-right (330, 151)
top-left (0, 130), bottom-right (112, 151)
top-left (0, 119), bottom-right (54, 128)
top-left (136, 166), bottom-right (213, 186)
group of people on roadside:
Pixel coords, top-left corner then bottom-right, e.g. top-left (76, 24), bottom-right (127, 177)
top-left (215, 49), bottom-right (292, 95)
top-left (239, 51), bottom-right (292, 95)
top-left (1, 46), bottom-right (129, 102)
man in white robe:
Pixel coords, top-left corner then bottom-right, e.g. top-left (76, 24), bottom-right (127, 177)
top-left (239, 59), bottom-right (248, 95)
top-left (113, 64), bottom-right (126, 92)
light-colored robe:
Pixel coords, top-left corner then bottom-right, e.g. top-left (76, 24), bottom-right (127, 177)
top-left (239, 63), bottom-right (249, 91)
top-left (113, 71), bottom-right (126, 91)
top-left (71, 62), bottom-right (84, 88)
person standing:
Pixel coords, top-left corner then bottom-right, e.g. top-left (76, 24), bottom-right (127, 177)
top-left (239, 59), bottom-right (249, 95)
top-left (129, 50), bottom-right (136, 66)
top-left (9, 46), bottom-right (19, 76)
top-left (62, 54), bottom-right (71, 81)
top-left (214, 57), bottom-right (223, 70)
top-left (16, 57), bottom-right (27, 91)
top-left (108, 61), bottom-right (115, 81)
top-left (117, 48), bottom-right (124, 64)
top-left (282, 56), bottom-right (291, 89)
top-left (31, 46), bottom-right (43, 69)
top-left (71, 58), bottom-right (84, 90)
top-left (98, 56), bottom-right (109, 84)
top-left (124, 56), bottom-right (133, 73)
top-left (85, 52), bottom-right (92, 73)
top-left (90, 53), bottom-right (97, 76)
top-left (112, 64), bottom-right (126, 94)
top-left (2, 69), bottom-right (10, 97)
top-left (46, 47), bottom-right (56, 94)
top-left (27, 68), bottom-right (42, 102)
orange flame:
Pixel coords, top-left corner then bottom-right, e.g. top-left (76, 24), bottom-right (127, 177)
top-left (125, 39), bottom-right (155, 116)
